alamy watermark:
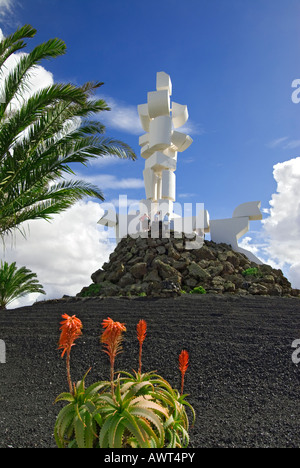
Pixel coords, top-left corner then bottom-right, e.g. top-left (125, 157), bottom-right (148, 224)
top-left (0, 340), bottom-right (6, 364)
top-left (292, 339), bottom-right (300, 365)
top-left (291, 79), bottom-right (300, 103)
top-left (99, 196), bottom-right (207, 250)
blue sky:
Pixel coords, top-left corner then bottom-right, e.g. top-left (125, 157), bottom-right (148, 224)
top-left (1, 0), bottom-right (300, 305)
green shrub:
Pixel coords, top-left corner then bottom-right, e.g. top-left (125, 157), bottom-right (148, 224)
top-left (190, 286), bottom-right (206, 295)
top-left (80, 283), bottom-right (102, 297)
top-left (242, 267), bottom-right (262, 278)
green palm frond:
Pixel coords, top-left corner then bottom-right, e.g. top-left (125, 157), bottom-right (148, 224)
top-left (0, 260), bottom-right (45, 309)
top-left (0, 25), bottom-right (136, 239)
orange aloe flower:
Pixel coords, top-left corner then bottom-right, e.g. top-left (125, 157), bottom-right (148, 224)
top-left (137, 319), bottom-right (147, 374)
top-left (58, 313), bottom-right (82, 394)
top-left (101, 317), bottom-right (126, 360)
top-left (101, 317), bottom-right (126, 395)
top-left (58, 313), bottom-right (83, 358)
top-left (179, 349), bottom-right (189, 395)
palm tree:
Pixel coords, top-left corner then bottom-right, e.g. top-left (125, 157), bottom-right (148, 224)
top-left (0, 260), bottom-right (45, 309)
top-left (0, 24), bottom-right (136, 238)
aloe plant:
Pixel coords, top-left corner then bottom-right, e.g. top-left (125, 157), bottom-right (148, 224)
top-left (54, 370), bottom-right (111, 448)
top-left (118, 369), bottom-right (195, 448)
top-left (54, 315), bottom-right (195, 448)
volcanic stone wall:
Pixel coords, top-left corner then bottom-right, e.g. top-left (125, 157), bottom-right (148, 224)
top-left (79, 234), bottom-right (300, 298)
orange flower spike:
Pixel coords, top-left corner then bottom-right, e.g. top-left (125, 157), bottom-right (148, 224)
top-left (58, 313), bottom-right (82, 394)
top-left (101, 317), bottom-right (126, 358)
top-left (137, 319), bottom-right (147, 345)
top-left (58, 314), bottom-right (83, 358)
top-left (101, 317), bottom-right (126, 396)
top-left (137, 319), bottom-right (147, 374)
top-left (179, 350), bottom-right (189, 395)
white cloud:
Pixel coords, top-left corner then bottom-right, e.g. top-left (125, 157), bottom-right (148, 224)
top-left (0, 52), bottom-right (54, 111)
top-left (82, 173), bottom-right (144, 191)
top-left (1, 201), bottom-right (116, 309)
top-left (262, 157), bottom-right (300, 288)
top-left (267, 137), bottom-right (289, 148)
top-left (178, 192), bottom-right (196, 199)
top-left (99, 95), bottom-right (142, 135)
top-left (289, 263), bottom-right (300, 289)
top-left (180, 122), bottom-right (205, 136)
top-left (283, 140), bottom-right (300, 150)
top-left (238, 236), bottom-right (261, 257)
top-left (267, 136), bottom-right (300, 150)
top-left (0, 0), bottom-right (14, 17)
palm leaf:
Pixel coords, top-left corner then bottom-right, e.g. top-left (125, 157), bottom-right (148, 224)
top-left (0, 25), bottom-right (136, 240)
top-left (0, 261), bottom-right (45, 309)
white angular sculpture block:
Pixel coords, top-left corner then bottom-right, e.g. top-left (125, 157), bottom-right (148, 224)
top-left (139, 133), bottom-right (149, 148)
top-left (161, 170), bottom-right (176, 201)
top-left (173, 208), bottom-right (210, 236)
top-left (141, 144), bottom-right (153, 159)
top-left (172, 102), bottom-right (189, 128)
top-left (209, 201), bottom-right (263, 265)
top-left (210, 217), bottom-right (249, 247)
top-left (163, 147), bottom-right (178, 158)
top-left (145, 152), bottom-right (177, 172)
top-left (147, 90), bottom-right (170, 118)
top-left (232, 201), bottom-right (262, 221)
top-left (143, 168), bottom-right (156, 200)
top-left (156, 71), bottom-right (172, 95)
top-left (149, 116), bottom-right (172, 152)
top-left (171, 131), bottom-right (193, 152)
top-left (138, 104), bottom-right (151, 132)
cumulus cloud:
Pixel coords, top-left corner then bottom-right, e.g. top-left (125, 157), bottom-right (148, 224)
top-left (0, 49), bottom-right (54, 114)
top-left (262, 157), bottom-right (300, 288)
top-left (238, 236), bottom-right (261, 258)
top-left (98, 95), bottom-right (142, 135)
top-left (1, 201), bottom-right (116, 309)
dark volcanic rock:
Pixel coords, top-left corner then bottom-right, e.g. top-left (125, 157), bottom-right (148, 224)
top-left (79, 234), bottom-right (300, 299)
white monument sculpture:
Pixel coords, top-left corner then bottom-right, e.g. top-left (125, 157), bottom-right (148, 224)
top-left (138, 71), bottom-right (192, 218)
top-left (98, 71), bottom-right (263, 264)
top-left (209, 201), bottom-right (263, 264)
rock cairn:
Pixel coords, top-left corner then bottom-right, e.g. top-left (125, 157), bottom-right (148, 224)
top-left (78, 233), bottom-right (300, 298)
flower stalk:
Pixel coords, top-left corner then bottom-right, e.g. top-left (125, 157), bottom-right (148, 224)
top-left (179, 350), bottom-right (189, 395)
top-left (137, 319), bottom-right (147, 374)
top-left (101, 317), bottom-right (126, 396)
top-left (58, 314), bottom-right (83, 394)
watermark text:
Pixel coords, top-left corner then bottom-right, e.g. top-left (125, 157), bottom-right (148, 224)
top-left (0, 340), bottom-right (6, 364)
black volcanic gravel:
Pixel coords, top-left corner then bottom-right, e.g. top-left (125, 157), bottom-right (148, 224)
top-left (1, 294), bottom-right (300, 448)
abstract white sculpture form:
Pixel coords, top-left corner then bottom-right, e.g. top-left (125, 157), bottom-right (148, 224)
top-left (98, 71), bottom-right (263, 264)
top-left (210, 201), bottom-right (263, 264)
top-left (138, 72), bottom-right (193, 217)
